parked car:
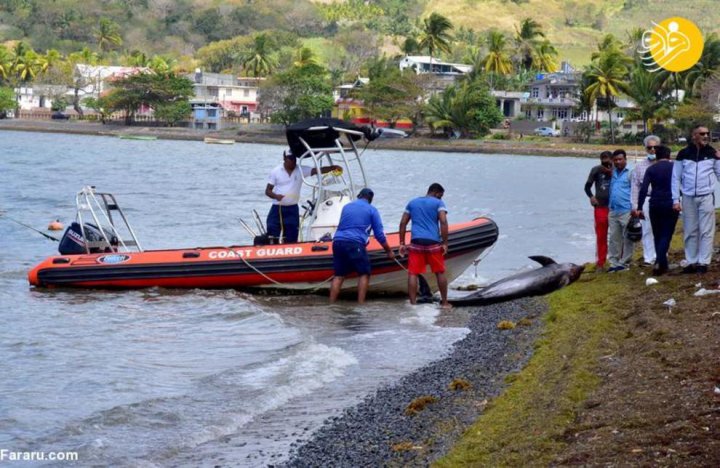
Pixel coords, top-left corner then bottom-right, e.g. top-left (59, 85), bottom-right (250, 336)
top-left (51, 111), bottom-right (70, 120)
top-left (533, 126), bottom-right (560, 137)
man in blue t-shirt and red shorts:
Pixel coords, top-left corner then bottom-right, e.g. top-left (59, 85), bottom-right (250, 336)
top-left (398, 183), bottom-right (450, 308)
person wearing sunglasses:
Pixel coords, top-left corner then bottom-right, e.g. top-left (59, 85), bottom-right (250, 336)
top-left (671, 125), bottom-right (720, 274)
top-left (630, 135), bottom-right (661, 268)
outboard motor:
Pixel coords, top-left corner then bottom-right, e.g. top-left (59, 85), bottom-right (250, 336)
top-left (58, 222), bottom-right (116, 254)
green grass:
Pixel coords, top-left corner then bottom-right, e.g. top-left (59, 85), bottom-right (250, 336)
top-left (434, 269), bottom-right (630, 466)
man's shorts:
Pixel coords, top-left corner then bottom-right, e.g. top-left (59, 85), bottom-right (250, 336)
top-left (332, 240), bottom-right (371, 277)
top-left (408, 242), bottom-right (445, 275)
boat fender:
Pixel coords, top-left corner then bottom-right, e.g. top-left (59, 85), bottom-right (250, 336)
top-left (48, 219), bottom-right (64, 231)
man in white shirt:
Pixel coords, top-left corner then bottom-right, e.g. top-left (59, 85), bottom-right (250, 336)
top-left (264, 149), bottom-right (341, 243)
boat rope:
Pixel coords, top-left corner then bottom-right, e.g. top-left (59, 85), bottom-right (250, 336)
top-left (0, 211), bottom-right (60, 242)
top-left (237, 251), bottom-right (335, 292)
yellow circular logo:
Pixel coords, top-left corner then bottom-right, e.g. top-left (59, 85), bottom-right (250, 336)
top-left (642, 17), bottom-right (703, 72)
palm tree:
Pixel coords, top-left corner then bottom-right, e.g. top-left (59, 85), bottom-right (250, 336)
top-left (591, 34), bottom-right (624, 61)
top-left (126, 51), bottom-right (150, 67)
top-left (482, 31), bottom-right (513, 87)
top-left (95, 18), bottom-right (123, 53)
top-left (684, 32), bottom-right (720, 97)
top-left (0, 45), bottom-right (11, 81)
top-left (584, 51), bottom-right (630, 143)
top-left (531, 40), bottom-right (559, 72)
top-left (625, 66), bottom-right (666, 133)
top-left (514, 18), bottom-right (545, 71)
top-left (241, 33), bottom-right (276, 77)
top-left (418, 12), bottom-right (454, 71)
top-left (293, 47), bottom-right (317, 68)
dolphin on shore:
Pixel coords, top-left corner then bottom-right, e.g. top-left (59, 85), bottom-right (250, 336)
top-left (450, 256), bottom-right (584, 307)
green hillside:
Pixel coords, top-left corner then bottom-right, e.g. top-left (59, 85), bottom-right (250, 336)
top-left (422, 0), bottom-right (720, 66)
top-left (0, 0), bottom-right (718, 70)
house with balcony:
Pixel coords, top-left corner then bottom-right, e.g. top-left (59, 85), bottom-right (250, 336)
top-left (522, 71), bottom-right (583, 122)
top-left (186, 70), bottom-right (262, 117)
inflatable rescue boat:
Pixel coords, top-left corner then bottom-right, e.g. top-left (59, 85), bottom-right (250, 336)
top-left (28, 119), bottom-right (498, 293)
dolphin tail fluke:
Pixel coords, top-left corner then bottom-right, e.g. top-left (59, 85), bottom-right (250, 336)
top-left (529, 255), bottom-right (556, 267)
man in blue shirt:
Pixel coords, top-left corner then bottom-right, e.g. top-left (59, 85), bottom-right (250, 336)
top-left (329, 188), bottom-right (395, 303)
top-left (398, 183), bottom-right (450, 308)
top-left (607, 149), bottom-right (635, 272)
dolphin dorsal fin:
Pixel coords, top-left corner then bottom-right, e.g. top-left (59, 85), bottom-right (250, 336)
top-left (529, 255), bottom-right (556, 266)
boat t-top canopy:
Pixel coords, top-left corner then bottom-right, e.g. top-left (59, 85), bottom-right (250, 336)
top-left (285, 117), bottom-right (375, 159)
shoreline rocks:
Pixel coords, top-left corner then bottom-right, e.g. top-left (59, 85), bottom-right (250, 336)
top-left (283, 298), bottom-right (547, 467)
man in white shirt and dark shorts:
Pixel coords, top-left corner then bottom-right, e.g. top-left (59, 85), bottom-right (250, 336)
top-left (264, 149), bottom-right (341, 243)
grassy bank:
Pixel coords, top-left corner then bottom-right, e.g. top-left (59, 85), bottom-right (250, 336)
top-left (436, 266), bottom-right (628, 466)
top-left (436, 215), bottom-right (720, 465)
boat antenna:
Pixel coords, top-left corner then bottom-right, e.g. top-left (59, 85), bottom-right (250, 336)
top-left (0, 211), bottom-right (60, 242)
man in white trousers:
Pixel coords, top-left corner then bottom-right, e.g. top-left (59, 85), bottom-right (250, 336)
top-left (631, 135), bottom-right (660, 266)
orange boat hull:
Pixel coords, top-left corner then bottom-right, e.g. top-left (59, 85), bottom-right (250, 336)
top-left (28, 218), bottom-right (498, 293)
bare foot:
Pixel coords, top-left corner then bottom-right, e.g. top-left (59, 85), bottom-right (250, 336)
top-left (440, 302), bottom-right (453, 310)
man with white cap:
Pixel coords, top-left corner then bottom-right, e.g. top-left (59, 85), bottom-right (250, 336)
top-left (264, 149), bottom-right (341, 243)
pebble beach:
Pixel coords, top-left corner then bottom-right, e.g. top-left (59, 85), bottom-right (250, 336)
top-left (282, 298), bottom-right (546, 467)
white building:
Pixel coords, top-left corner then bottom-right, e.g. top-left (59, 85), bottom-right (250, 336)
top-left (187, 70), bottom-right (263, 116)
top-left (73, 64), bottom-right (149, 99)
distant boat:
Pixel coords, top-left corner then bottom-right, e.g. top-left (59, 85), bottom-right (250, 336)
top-left (204, 137), bottom-right (235, 145)
top-left (118, 134), bottom-right (157, 141)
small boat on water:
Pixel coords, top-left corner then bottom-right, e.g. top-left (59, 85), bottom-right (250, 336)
top-left (204, 137), bottom-right (235, 145)
top-left (29, 119), bottom-right (498, 293)
top-left (118, 134), bottom-right (157, 141)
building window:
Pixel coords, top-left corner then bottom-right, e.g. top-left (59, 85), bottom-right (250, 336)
top-left (207, 109), bottom-right (217, 118)
top-left (531, 87), bottom-right (539, 98)
top-left (558, 109), bottom-right (568, 119)
top-left (525, 109), bottom-right (532, 118)
top-left (244, 89), bottom-right (249, 97)
top-left (537, 108), bottom-right (544, 119)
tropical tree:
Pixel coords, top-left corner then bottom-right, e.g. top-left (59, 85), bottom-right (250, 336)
top-left (0, 87), bottom-right (15, 113)
top-left (514, 18), bottom-right (545, 71)
top-left (260, 62), bottom-right (334, 124)
top-left (66, 47), bottom-right (100, 116)
top-left (356, 59), bottom-right (428, 129)
top-left (591, 34), bottom-right (625, 61)
top-left (684, 32), bottom-right (720, 97)
top-left (584, 50), bottom-right (630, 143)
top-left (418, 12), bottom-right (454, 68)
top-left (0, 45), bottom-right (12, 82)
top-left (241, 33), bottom-right (277, 77)
top-left (625, 66), bottom-right (668, 133)
top-left (293, 47), bottom-right (317, 68)
top-left (103, 71), bottom-right (194, 124)
top-left (531, 40), bottom-right (559, 72)
top-left (481, 31), bottom-right (513, 88)
top-left (95, 18), bottom-right (123, 53)
top-left (424, 79), bottom-right (503, 138)
top-left (401, 37), bottom-right (421, 56)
